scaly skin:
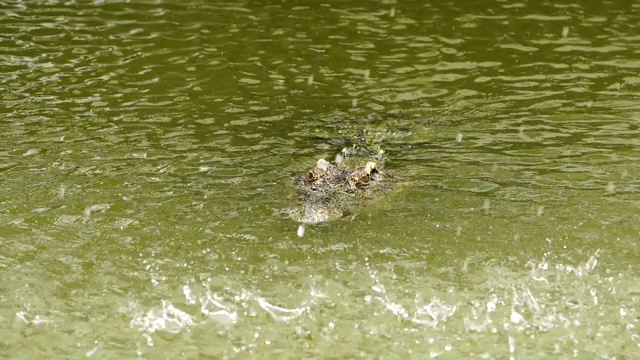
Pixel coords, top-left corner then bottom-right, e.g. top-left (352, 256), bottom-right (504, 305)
top-left (288, 148), bottom-right (391, 224)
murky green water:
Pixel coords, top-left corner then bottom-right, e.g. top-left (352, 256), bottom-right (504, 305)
top-left (2, 0), bottom-right (640, 358)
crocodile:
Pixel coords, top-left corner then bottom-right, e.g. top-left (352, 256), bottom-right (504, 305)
top-left (287, 143), bottom-right (391, 226)
top-left (285, 112), bottom-right (435, 232)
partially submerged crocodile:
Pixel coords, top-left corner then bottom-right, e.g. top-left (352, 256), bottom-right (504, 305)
top-left (287, 143), bottom-right (391, 226)
top-left (281, 110), bottom-right (459, 235)
top-left (285, 112), bottom-right (436, 231)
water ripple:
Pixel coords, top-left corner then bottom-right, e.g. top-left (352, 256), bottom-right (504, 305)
top-left (3, 0), bottom-right (640, 358)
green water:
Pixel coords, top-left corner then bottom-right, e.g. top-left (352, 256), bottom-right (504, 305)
top-left (2, 0), bottom-right (640, 358)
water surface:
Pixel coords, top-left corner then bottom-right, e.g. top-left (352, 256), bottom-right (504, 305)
top-left (1, 0), bottom-right (640, 358)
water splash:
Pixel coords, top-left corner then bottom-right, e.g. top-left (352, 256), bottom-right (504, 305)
top-left (257, 297), bottom-right (308, 322)
top-left (129, 300), bottom-right (194, 341)
top-left (83, 203), bottom-right (111, 217)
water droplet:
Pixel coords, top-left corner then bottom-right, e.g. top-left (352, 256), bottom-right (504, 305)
top-left (482, 199), bottom-right (490, 212)
top-left (58, 184), bottom-right (66, 199)
top-left (508, 335), bottom-right (516, 360)
top-left (585, 251), bottom-right (598, 272)
top-left (606, 181), bottom-right (615, 193)
top-left (23, 148), bottom-right (39, 156)
top-left (85, 341), bottom-right (100, 357)
top-left (83, 203), bottom-right (111, 217)
top-left (510, 312), bottom-right (524, 324)
top-left (486, 300), bottom-right (496, 312)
